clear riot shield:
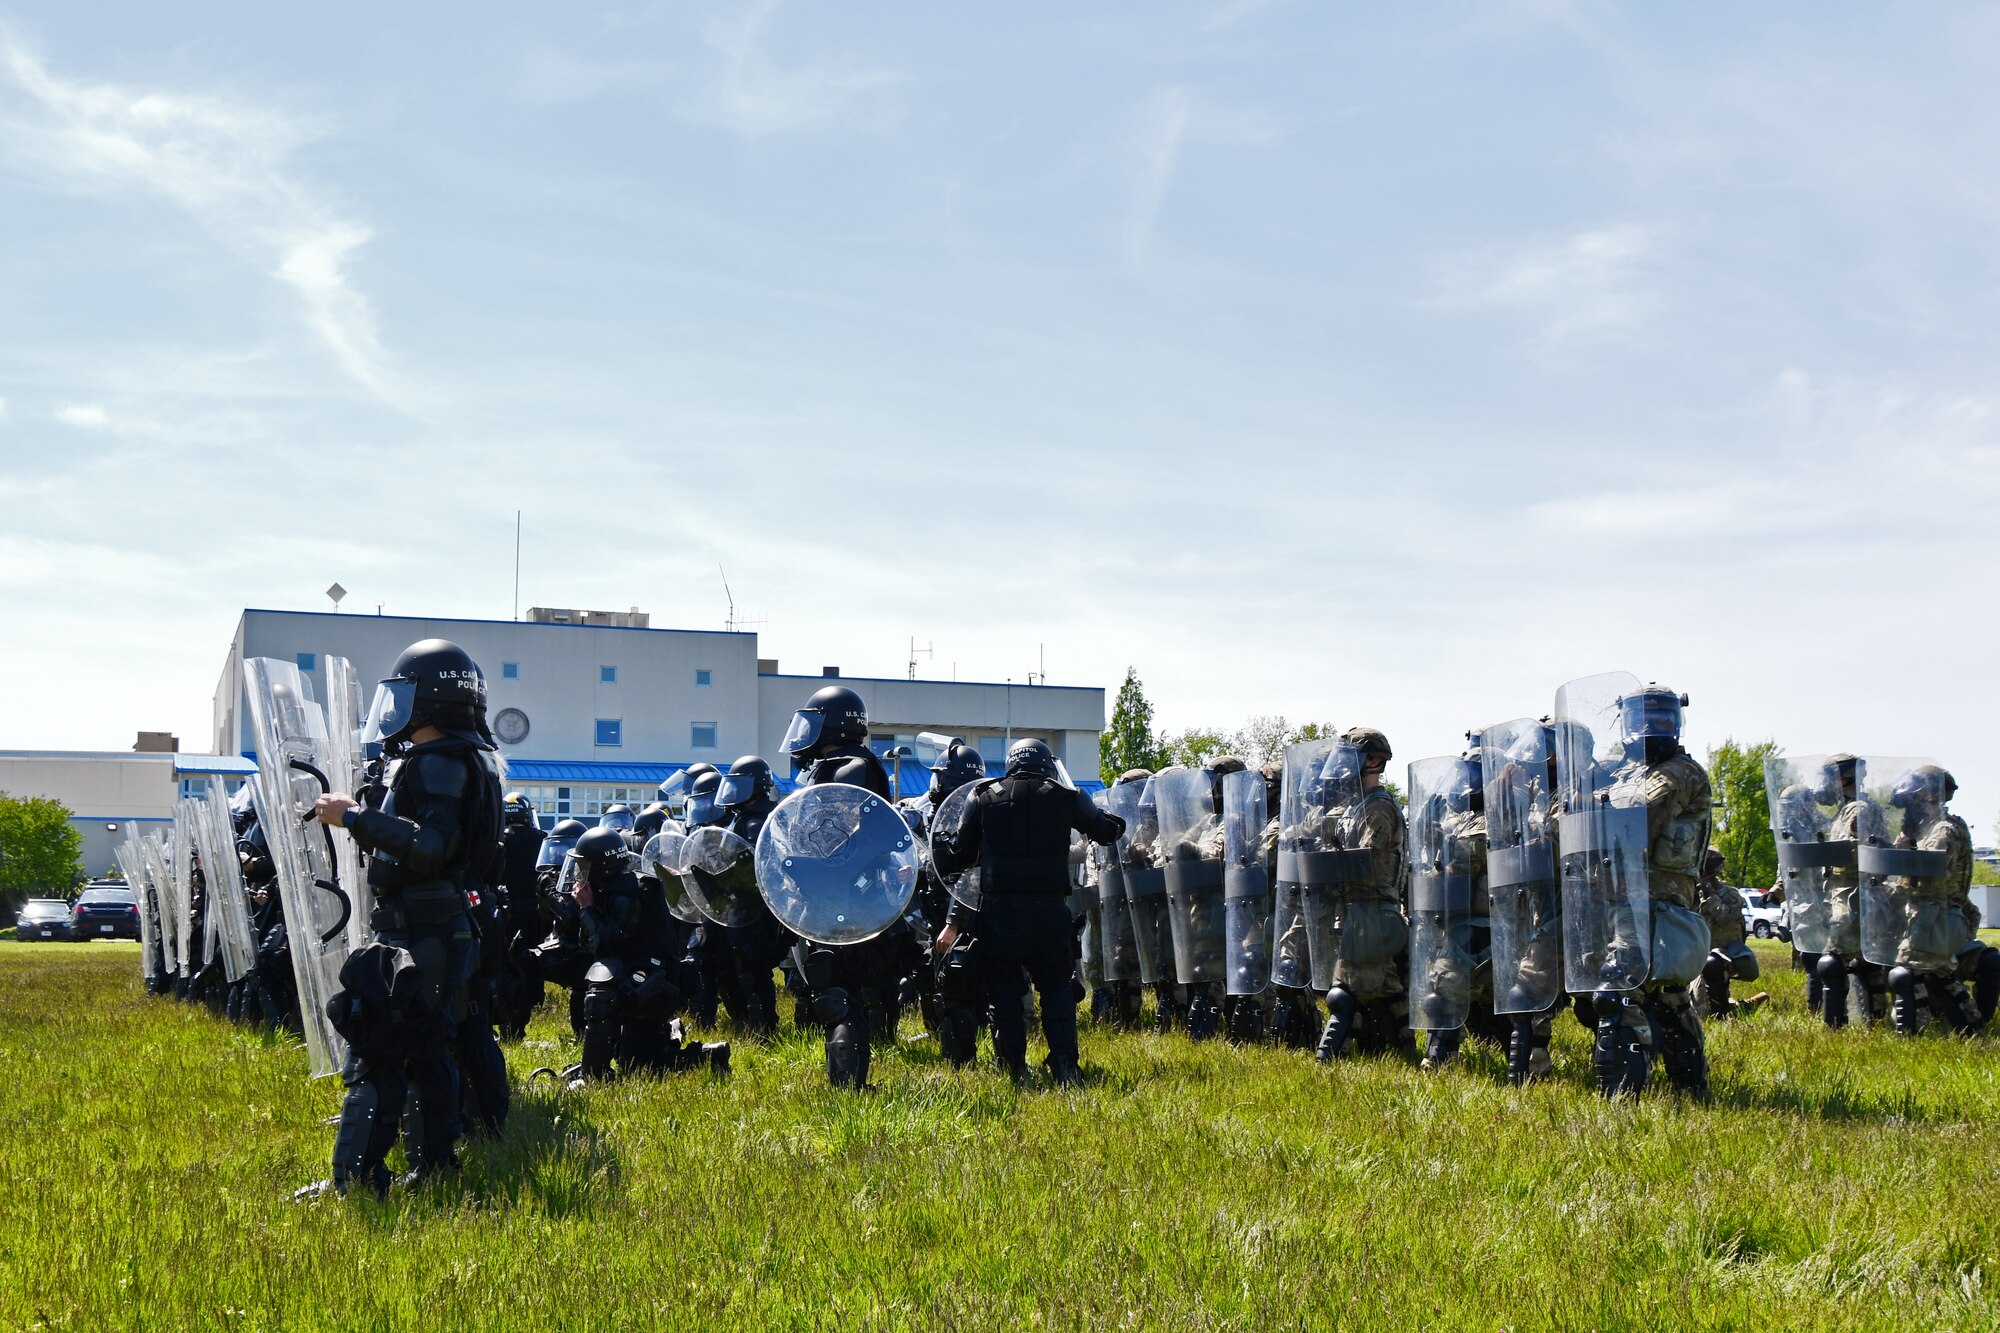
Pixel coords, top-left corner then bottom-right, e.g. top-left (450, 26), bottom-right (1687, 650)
top-left (169, 811), bottom-right (199, 974)
top-left (1854, 756), bottom-right (1947, 967)
top-left (1763, 754), bottom-right (1847, 959)
top-left (116, 837), bottom-right (161, 983)
top-left (927, 778), bottom-right (995, 912)
top-left (1153, 767), bottom-right (1229, 987)
top-left (194, 788), bottom-right (259, 982)
top-left (676, 826), bottom-right (761, 928)
top-left (244, 656), bottom-right (351, 1078)
top-left (321, 656), bottom-right (377, 950)
top-left (1271, 740), bottom-right (1334, 991)
top-left (1076, 832), bottom-right (1106, 989)
top-left (1280, 740), bottom-right (1383, 992)
top-left (753, 784), bottom-right (918, 945)
top-left (1221, 768), bottom-right (1271, 997)
top-left (1106, 781), bottom-right (1173, 985)
top-left (1406, 757), bottom-right (1475, 1032)
top-left (141, 834), bottom-right (181, 977)
top-left (641, 829), bottom-right (703, 924)
top-left (1481, 718), bottom-right (1563, 1014)
top-left (1093, 792), bottom-right (1141, 983)
top-left (1553, 672), bottom-right (1651, 994)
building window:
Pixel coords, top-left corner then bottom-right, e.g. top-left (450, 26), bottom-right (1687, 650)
top-left (502, 662), bottom-right (519, 680)
top-left (296, 652), bottom-right (316, 673)
top-left (978, 735), bottom-right (1006, 766)
top-left (596, 719), bottom-right (622, 747)
top-left (695, 668), bottom-right (712, 687)
top-left (691, 723), bottom-right (717, 749)
top-left (600, 665), bottom-right (617, 684)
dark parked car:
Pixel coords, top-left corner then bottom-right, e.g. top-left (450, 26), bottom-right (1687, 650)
top-left (14, 899), bottom-right (73, 941)
top-left (71, 886), bottom-right (141, 941)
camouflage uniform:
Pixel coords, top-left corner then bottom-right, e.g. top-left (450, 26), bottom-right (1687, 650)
top-left (1884, 793), bottom-right (1982, 1034)
top-left (1314, 728), bottom-right (1409, 1061)
top-left (1415, 804), bottom-right (1494, 1068)
top-left (1692, 860), bottom-right (1765, 1019)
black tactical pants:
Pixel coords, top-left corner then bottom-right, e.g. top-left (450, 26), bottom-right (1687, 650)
top-left (980, 897), bottom-right (1079, 1072)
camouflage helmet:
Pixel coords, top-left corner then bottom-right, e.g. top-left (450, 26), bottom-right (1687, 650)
top-left (1205, 754), bottom-right (1249, 776)
top-left (1814, 754), bottom-right (1863, 804)
top-left (1116, 767), bottom-right (1154, 787)
top-left (1703, 847), bottom-right (1725, 876)
top-left (1340, 727), bottom-right (1392, 764)
top-left (1892, 764), bottom-right (1956, 808)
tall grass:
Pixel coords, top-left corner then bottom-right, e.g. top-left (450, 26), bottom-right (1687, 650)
top-left (1, 939), bottom-right (1994, 1331)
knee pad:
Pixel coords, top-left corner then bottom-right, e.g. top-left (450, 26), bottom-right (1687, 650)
top-left (801, 948), bottom-right (838, 993)
top-left (1730, 951), bottom-right (1760, 983)
top-left (812, 985), bottom-right (853, 1025)
top-left (581, 983), bottom-right (620, 1029)
top-left (1701, 954), bottom-right (1730, 990)
top-left (1887, 965), bottom-right (1920, 997)
top-left (1816, 952), bottom-right (1848, 983)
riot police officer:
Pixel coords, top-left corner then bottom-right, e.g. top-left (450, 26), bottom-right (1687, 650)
top-left (904, 740), bottom-right (989, 1064)
top-left (303, 639), bottom-right (505, 1196)
top-left (564, 825), bottom-right (729, 1083)
top-left (782, 685), bottom-right (911, 1088)
top-left (494, 793), bottom-right (547, 1038)
top-left (716, 755), bottom-right (790, 1036)
top-left (933, 738), bottom-right (1126, 1086)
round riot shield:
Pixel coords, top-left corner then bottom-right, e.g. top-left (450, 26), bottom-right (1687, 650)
top-left (1480, 718), bottom-right (1563, 1014)
top-left (1220, 767), bottom-right (1271, 997)
top-left (753, 784), bottom-right (919, 945)
top-left (1153, 767), bottom-right (1228, 986)
top-left (927, 778), bottom-right (994, 910)
top-left (677, 825), bottom-right (761, 928)
top-left (1853, 756), bottom-right (1952, 968)
top-left (641, 829), bottom-right (703, 924)
top-left (1406, 756), bottom-right (1480, 1032)
top-left (1553, 673), bottom-right (1652, 994)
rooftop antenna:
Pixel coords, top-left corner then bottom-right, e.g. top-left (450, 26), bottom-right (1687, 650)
top-left (1027, 642), bottom-right (1045, 686)
top-left (326, 582), bottom-right (346, 614)
top-left (907, 636), bottom-right (933, 680)
top-left (513, 510), bottom-right (521, 622)
top-left (718, 564), bottom-right (767, 635)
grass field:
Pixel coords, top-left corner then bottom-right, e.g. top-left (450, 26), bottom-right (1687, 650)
top-left (1, 938), bottom-right (1996, 1332)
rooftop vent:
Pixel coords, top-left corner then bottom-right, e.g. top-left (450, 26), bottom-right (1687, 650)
top-left (758, 659), bottom-right (779, 674)
top-left (134, 731), bottom-right (178, 753)
top-left (528, 607), bottom-right (650, 629)
top-left (822, 666), bottom-right (840, 677)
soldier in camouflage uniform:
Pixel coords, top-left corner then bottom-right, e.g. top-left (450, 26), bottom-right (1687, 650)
top-left (1314, 727), bottom-right (1410, 1062)
top-left (1411, 751), bottom-right (1493, 1069)
top-left (1819, 755), bottom-right (1889, 1028)
top-left (1482, 720), bottom-right (1569, 1085)
top-left (1879, 766), bottom-right (1983, 1035)
top-left (1155, 758), bottom-right (1243, 1040)
top-left (1693, 849), bottom-right (1768, 1019)
top-left (1577, 685), bottom-right (1714, 1100)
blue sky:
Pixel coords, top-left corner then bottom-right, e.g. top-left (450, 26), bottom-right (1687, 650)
top-left (2, 2), bottom-right (1997, 837)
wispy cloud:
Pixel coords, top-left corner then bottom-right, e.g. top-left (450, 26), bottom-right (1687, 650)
top-left (1470, 223), bottom-right (1665, 350)
top-left (690, 0), bottom-right (904, 138)
top-left (0, 42), bottom-right (411, 410)
top-left (54, 403), bottom-right (109, 429)
top-left (1124, 87), bottom-right (1280, 269)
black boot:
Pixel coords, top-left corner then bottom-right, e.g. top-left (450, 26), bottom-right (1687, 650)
top-left (827, 1004), bottom-right (872, 1089)
top-left (1152, 987), bottom-right (1182, 1035)
top-left (1315, 986), bottom-right (1357, 1063)
top-left (1506, 1014), bottom-right (1545, 1087)
top-left (1420, 1025), bottom-right (1462, 1069)
top-left (1185, 990), bottom-right (1221, 1041)
top-left (1972, 947), bottom-right (2000, 1028)
top-left (1887, 966), bottom-right (1925, 1036)
top-left (1650, 988), bottom-right (1709, 1102)
top-left (1816, 954), bottom-right (1849, 1030)
top-left (1591, 991), bottom-right (1649, 1099)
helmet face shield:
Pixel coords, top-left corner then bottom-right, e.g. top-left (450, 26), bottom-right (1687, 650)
top-left (686, 793), bottom-right (719, 827)
top-left (598, 807), bottom-right (635, 833)
top-left (1618, 692), bottom-right (1682, 743)
top-left (360, 679), bottom-right (417, 747)
top-left (783, 711), bottom-right (824, 757)
top-left (537, 833), bottom-right (579, 868)
top-left (718, 772), bottom-right (759, 807)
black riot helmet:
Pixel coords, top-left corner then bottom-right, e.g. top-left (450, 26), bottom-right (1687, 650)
top-left (634, 803), bottom-right (668, 839)
top-left (685, 770), bottom-right (726, 828)
top-left (567, 825), bottom-right (630, 882)
top-left (929, 740), bottom-right (987, 800)
top-left (504, 792), bottom-right (536, 827)
top-left (659, 763), bottom-right (719, 808)
top-left (718, 755), bottom-right (776, 808)
top-left (537, 818), bottom-right (588, 868)
top-left (1005, 738), bottom-right (1059, 780)
top-left (599, 803), bottom-right (636, 833)
top-left (1618, 685), bottom-right (1687, 762)
top-left (783, 685), bottom-right (869, 761)
top-left (360, 638), bottom-right (494, 754)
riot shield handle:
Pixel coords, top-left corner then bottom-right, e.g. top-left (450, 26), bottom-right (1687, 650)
top-left (288, 758), bottom-right (355, 944)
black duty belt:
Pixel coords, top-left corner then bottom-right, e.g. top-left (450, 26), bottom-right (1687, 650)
top-left (1276, 848), bottom-right (1375, 885)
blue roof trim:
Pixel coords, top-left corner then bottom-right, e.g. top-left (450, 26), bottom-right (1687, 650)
top-left (174, 754), bottom-right (258, 775)
top-left (503, 760), bottom-right (690, 783)
top-left (759, 671), bottom-right (1101, 695)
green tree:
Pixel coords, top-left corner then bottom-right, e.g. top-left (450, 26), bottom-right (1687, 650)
top-left (1159, 728), bottom-right (1231, 770)
top-left (1706, 739), bottom-right (1780, 889)
top-left (1100, 668), bottom-right (1164, 784)
top-left (1286, 721), bottom-right (1337, 746)
top-left (0, 791), bottom-right (84, 914)
top-left (1230, 715), bottom-right (1291, 769)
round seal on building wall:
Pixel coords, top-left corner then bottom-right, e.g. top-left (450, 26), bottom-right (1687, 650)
top-left (494, 708), bottom-right (531, 745)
